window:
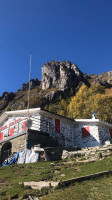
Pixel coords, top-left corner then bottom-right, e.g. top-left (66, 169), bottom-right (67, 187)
top-left (82, 126), bottom-right (90, 138)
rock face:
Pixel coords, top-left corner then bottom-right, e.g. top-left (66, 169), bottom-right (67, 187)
top-left (89, 71), bottom-right (112, 88)
top-left (21, 79), bottom-right (40, 91)
top-left (42, 61), bottom-right (89, 90)
top-left (0, 92), bottom-right (15, 101)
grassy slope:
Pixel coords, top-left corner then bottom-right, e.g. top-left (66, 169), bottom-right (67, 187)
top-left (0, 157), bottom-right (112, 199)
top-left (41, 175), bottom-right (112, 200)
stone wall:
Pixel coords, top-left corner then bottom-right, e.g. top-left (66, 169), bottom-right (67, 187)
top-left (62, 144), bottom-right (112, 162)
top-left (11, 134), bottom-right (26, 152)
top-left (0, 134), bottom-right (26, 164)
top-left (98, 125), bottom-right (110, 145)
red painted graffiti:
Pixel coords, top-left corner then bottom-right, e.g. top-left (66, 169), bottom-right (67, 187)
top-left (10, 127), bottom-right (14, 136)
top-left (0, 125), bottom-right (7, 131)
top-left (9, 118), bottom-right (22, 126)
top-left (22, 121), bottom-right (27, 130)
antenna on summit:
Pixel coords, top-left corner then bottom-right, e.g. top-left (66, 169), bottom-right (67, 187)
top-left (27, 52), bottom-right (32, 118)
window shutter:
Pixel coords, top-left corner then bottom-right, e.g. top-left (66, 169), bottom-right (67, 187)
top-left (0, 132), bottom-right (3, 141)
top-left (109, 129), bottom-right (112, 138)
top-left (55, 119), bottom-right (60, 132)
top-left (82, 126), bottom-right (90, 138)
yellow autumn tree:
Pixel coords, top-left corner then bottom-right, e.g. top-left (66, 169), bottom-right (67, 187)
top-left (67, 84), bottom-right (112, 123)
top-left (67, 85), bottom-right (91, 119)
top-left (94, 94), bottom-right (112, 123)
top-left (57, 99), bottom-right (70, 116)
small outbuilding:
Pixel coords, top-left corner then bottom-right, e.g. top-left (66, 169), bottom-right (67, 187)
top-left (74, 119), bottom-right (112, 148)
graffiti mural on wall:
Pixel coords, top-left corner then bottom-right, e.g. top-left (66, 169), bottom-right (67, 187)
top-left (0, 117), bottom-right (28, 141)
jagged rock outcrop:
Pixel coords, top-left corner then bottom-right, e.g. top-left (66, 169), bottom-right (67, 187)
top-left (42, 61), bottom-right (89, 91)
top-left (93, 79), bottom-right (111, 88)
top-left (21, 78), bottom-right (40, 91)
top-left (0, 92), bottom-right (15, 101)
top-left (88, 71), bottom-right (112, 88)
top-left (44, 90), bottom-right (64, 101)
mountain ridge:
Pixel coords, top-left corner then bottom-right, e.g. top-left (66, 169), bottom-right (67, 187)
top-left (0, 60), bottom-right (112, 116)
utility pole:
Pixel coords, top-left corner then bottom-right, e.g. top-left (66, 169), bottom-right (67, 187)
top-left (25, 53), bottom-right (32, 150)
top-left (27, 52), bottom-right (32, 118)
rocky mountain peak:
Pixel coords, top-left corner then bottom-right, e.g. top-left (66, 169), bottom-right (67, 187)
top-left (42, 60), bottom-right (89, 90)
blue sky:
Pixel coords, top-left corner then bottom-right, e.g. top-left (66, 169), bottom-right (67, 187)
top-left (0, 0), bottom-right (112, 95)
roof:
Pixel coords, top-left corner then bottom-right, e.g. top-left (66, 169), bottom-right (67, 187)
top-left (75, 119), bottom-right (112, 128)
top-left (0, 107), bottom-right (73, 125)
top-left (0, 108), bottom-right (41, 124)
top-left (0, 107), bottom-right (112, 128)
top-left (41, 108), bottom-right (74, 122)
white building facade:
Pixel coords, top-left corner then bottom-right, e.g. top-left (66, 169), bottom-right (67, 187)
top-left (0, 108), bottom-right (75, 147)
top-left (0, 108), bottom-right (112, 149)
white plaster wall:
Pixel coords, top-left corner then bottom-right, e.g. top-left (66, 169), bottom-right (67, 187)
top-left (74, 123), bottom-right (100, 148)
